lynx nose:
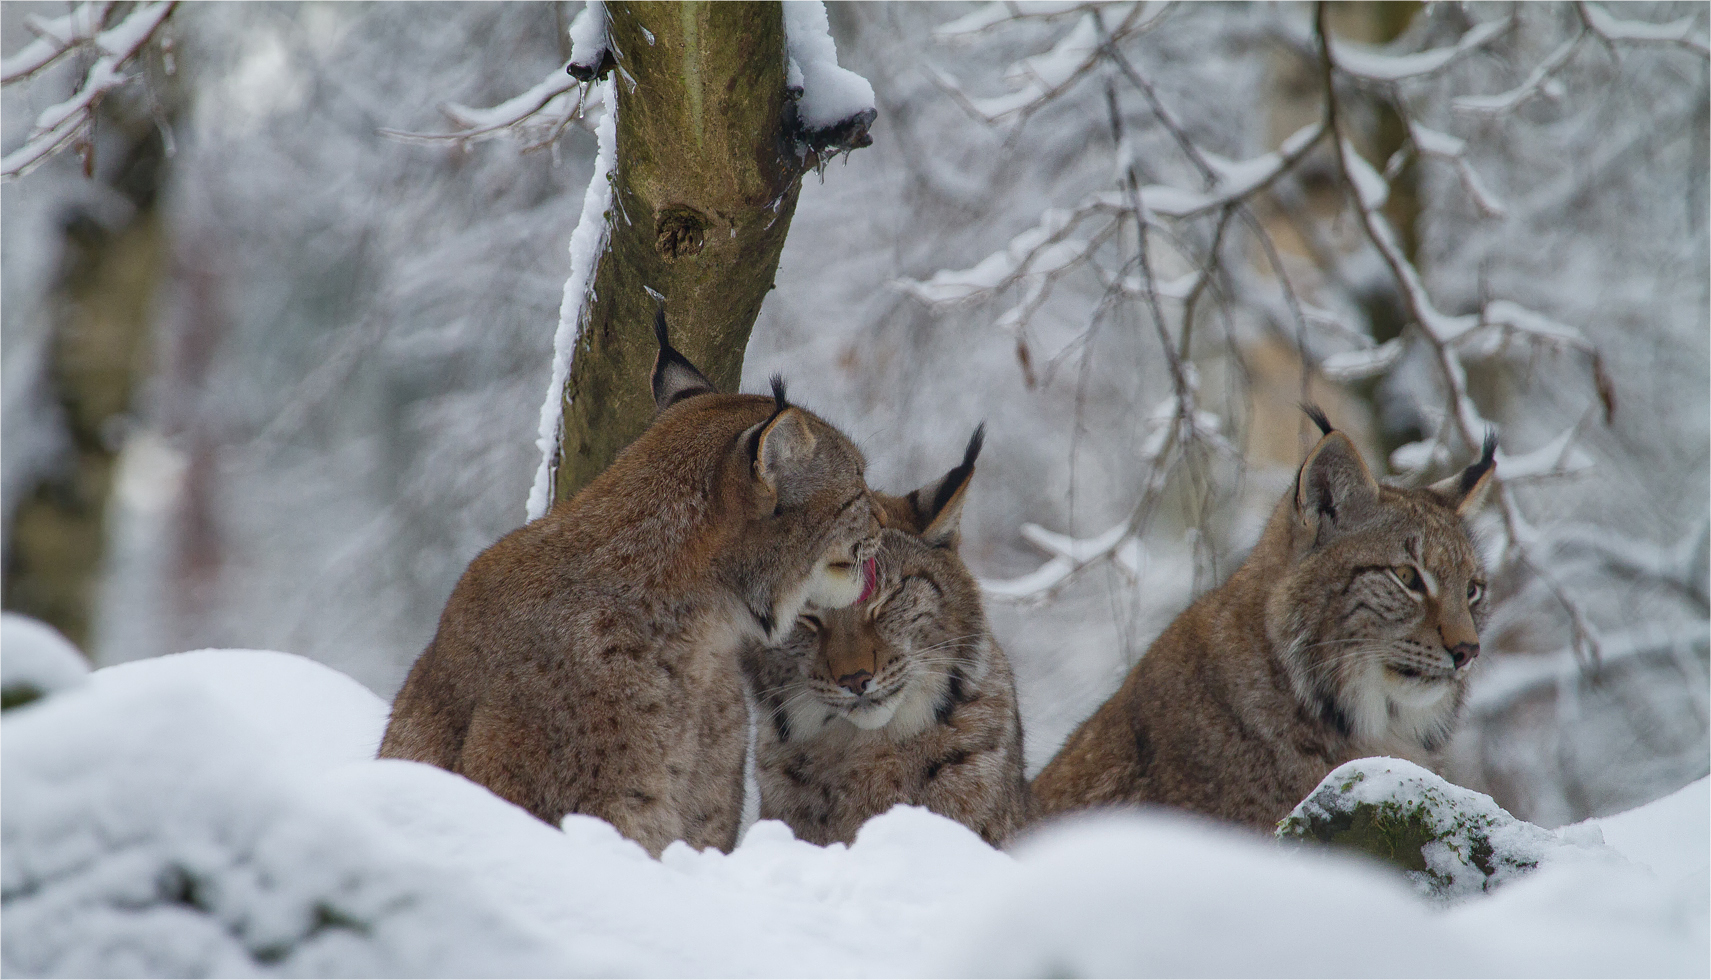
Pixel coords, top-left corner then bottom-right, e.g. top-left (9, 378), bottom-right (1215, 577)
top-left (1449, 642), bottom-right (1479, 669)
top-left (837, 670), bottom-right (873, 695)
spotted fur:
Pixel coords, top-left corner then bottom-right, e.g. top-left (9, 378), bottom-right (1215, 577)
top-left (381, 312), bottom-right (883, 856)
top-left (1032, 410), bottom-right (1495, 830)
top-left (743, 429), bottom-right (1031, 847)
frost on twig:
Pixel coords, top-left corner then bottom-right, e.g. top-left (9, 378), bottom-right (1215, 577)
top-left (1312, 4), bottom-right (1643, 672)
top-left (1326, 17), bottom-right (1509, 84)
top-left (929, 3), bottom-right (1165, 124)
top-left (1, 0), bottom-right (176, 179)
top-left (914, 2), bottom-right (1695, 683)
top-left (380, 65), bottom-right (603, 153)
top-left (382, 3), bottom-right (610, 153)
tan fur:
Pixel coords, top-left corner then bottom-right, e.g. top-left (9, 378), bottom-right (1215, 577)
top-left (380, 334), bottom-right (883, 857)
top-left (744, 432), bottom-right (1032, 847)
top-left (1032, 420), bottom-right (1494, 830)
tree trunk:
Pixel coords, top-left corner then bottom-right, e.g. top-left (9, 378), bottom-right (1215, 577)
top-left (551, 1), bottom-right (852, 504)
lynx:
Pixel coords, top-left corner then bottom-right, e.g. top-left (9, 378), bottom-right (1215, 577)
top-left (380, 309), bottom-right (883, 856)
top-left (744, 428), bottom-right (1032, 847)
top-left (1032, 407), bottom-right (1496, 830)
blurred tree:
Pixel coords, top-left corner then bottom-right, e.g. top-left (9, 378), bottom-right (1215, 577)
top-left (1, 1), bottom-right (180, 651)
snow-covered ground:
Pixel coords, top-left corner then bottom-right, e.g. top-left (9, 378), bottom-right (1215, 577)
top-left (4, 623), bottom-right (1705, 978)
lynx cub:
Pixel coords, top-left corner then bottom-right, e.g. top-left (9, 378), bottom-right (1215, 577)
top-left (744, 428), bottom-right (1032, 847)
top-left (380, 310), bottom-right (883, 856)
top-left (1032, 408), bottom-right (1495, 830)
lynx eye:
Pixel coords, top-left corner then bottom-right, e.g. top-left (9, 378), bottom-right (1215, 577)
top-left (1467, 580), bottom-right (1485, 604)
top-left (797, 614), bottom-right (823, 635)
top-left (1391, 565), bottom-right (1426, 593)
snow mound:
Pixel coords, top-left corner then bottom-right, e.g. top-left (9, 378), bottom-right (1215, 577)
top-left (1581, 776), bottom-right (1710, 885)
top-left (5, 651), bottom-right (1705, 977)
top-left (1, 613), bottom-right (89, 710)
top-left (1, 668), bottom-right (564, 978)
top-left (90, 648), bottom-right (391, 773)
top-left (1279, 757), bottom-right (1624, 902)
top-left (941, 810), bottom-right (1470, 977)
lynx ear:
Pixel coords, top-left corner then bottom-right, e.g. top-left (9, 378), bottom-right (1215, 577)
top-left (1295, 430), bottom-right (1379, 540)
top-left (751, 404), bottom-right (818, 511)
top-left (1430, 431), bottom-right (1498, 516)
top-left (901, 424), bottom-right (984, 548)
top-left (651, 306), bottom-right (717, 412)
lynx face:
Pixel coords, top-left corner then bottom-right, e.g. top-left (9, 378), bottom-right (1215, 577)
top-left (1269, 422), bottom-right (1496, 753)
top-left (776, 527), bottom-right (984, 738)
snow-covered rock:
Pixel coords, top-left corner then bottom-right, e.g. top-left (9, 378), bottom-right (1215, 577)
top-left (1, 613), bottom-right (88, 710)
top-left (1278, 757), bottom-right (1624, 902)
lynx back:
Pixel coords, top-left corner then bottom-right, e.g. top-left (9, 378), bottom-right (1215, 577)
top-left (380, 309), bottom-right (883, 856)
top-left (1032, 408), bottom-right (1495, 829)
top-left (745, 428), bottom-right (1031, 847)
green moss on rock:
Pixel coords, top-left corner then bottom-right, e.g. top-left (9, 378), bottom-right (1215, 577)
top-left (1278, 758), bottom-right (1601, 902)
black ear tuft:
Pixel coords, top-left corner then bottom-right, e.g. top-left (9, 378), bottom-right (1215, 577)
top-left (770, 374), bottom-right (789, 412)
top-left (653, 304), bottom-right (670, 352)
top-left (1461, 429), bottom-right (1498, 496)
top-left (921, 423), bottom-right (985, 538)
top-left (961, 423), bottom-right (986, 471)
top-left (650, 302), bottom-right (718, 411)
top-left (1301, 403), bottom-right (1335, 436)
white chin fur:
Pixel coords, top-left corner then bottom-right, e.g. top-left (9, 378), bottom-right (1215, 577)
top-left (805, 563), bottom-right (864, 610)
top-left (843, 701), bottom-right (897, 730)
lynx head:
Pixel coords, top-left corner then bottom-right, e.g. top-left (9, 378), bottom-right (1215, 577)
top-left (772, 427), bottom-right (989, 739)
top-left (1265, 406), bottom-right (1496, 752)
top-left (650, 307), bottom-right (882, 642)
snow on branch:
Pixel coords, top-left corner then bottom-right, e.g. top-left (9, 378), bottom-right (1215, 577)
top-left (1146, 122), bottom-right (1327, 219)
top-left (0, 1), bottom-right (111, 84)
top-left (1453, 32), bottom-right (1585, 116)
top-left (1544, 519), bottom-right (1711, 611)
top-left (929, 4), bottom-right (1163, 123)
top-left (783, 1), bottom-right (877, 159)
top-left (1, 0), bottom-right (175, 179)
top-left (380, 64), bottom-right (602, 152)
top-left (1328, 17), bottom-right (1509, 84)
top-left (899, 118), bottom-right (1326, 332)
top-left (1467, 622), bottom-right (1711, 715)
top-left (1406, 122), bottom-right (1505, 217)
top-left (1317, 4), bottom-right (1612, 669)
top-left (1577, 1), bottom-right (1710, 59)
top-left (932, 1), bottom-right (1113, 42)
top-left (980, 391), bottom-right (1231, 602)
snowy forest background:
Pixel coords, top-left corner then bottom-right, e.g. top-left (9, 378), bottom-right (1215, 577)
top-left (4, 0), bottom-right (1708, 841)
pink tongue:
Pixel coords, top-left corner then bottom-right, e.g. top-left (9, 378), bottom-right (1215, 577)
top-left (856, 556), bottom-right (878, 605)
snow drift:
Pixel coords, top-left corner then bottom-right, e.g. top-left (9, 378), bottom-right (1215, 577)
top-left (2, 635), bottom-right (1705, 977)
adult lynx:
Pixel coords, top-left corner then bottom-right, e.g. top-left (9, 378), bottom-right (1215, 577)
top-left (1032, 408), bottom-right (1495, 829)
top-left (744, 429), bottom-right (1031, 847)
top-left (380, 310), bottom-right (883, 856)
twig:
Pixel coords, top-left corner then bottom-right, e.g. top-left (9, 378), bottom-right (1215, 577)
top-left (1, 1), bottom-right (176, 179)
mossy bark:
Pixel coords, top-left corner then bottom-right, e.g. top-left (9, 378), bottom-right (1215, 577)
top-left (551, 1), bottom-right (809, 504)
top-left (3, 201), bottom-right (165, 654)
